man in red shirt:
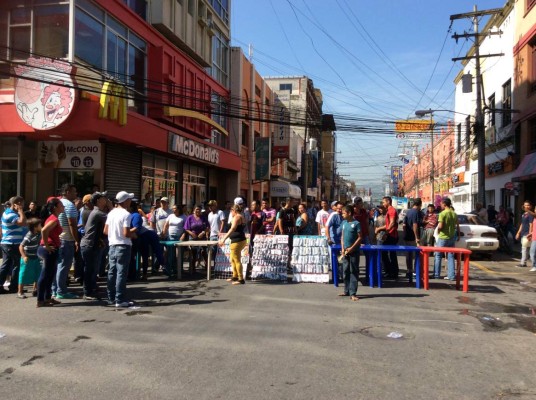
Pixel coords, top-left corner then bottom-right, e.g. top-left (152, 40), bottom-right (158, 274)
top-left (353, 197), bottom-right (369, 244)
top-left (375, 196), bottom-right (399, 279)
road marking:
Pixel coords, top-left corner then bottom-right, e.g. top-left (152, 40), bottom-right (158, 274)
top-left (470, 260), bottom-right (523, 275)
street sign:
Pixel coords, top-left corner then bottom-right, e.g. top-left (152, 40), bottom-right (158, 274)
top-left (504, 182), bottom-right (514, 190)
top-left (395, 119), bottom-right (433, 132)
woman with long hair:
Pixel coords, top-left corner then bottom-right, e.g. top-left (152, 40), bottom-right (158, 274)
top-left (36, 198), bottom-right (64, 307)
top-left (219, 204), bottom-right (247, 285)
top-left (296, 203), bottom-right (313, 235)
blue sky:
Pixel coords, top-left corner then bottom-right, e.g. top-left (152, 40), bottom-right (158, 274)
top-left (231, 0), bottom-right (507, 197)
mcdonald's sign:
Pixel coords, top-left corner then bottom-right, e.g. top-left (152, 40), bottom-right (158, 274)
top-left (98, 82), bottom-right (127, 126)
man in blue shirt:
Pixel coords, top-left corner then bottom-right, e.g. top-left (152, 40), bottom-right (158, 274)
top-left (326, 202), bottom-right (343, 245)
top-left (339, 205), bottom-right (362, 301)
top-left (0, 196), bottom-right (27, 294)
top-left (403, 198), bottom-right (423, 279)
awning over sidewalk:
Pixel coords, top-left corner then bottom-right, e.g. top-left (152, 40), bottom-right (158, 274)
top-left (270, 180), bottom-right (301, 198)
top-left (512, 152), bottom-right (536, 182)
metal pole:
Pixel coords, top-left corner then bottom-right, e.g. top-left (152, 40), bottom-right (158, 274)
top-left (302, 114), bottom-right (308, 202)
top-left (474, 5), bottom-right (486, 206)
top-left (430, 113), bottom-right (434, 206)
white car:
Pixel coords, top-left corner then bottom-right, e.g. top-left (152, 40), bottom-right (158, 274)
top-left (433, 213), bottom-right (499, 252)
top-left (456, 213), bottom-right (499, 252)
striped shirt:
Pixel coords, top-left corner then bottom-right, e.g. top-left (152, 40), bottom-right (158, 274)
top-left (58, 198), bottom-right (77, 241)
top-left (21, 231), bottom-right (40, 258)
top-left (1, 208), bottom-right (27, 245)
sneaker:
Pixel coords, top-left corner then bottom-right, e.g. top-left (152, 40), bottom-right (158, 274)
top-left (17, 293), bottom-right (27, 299)
top-left (115, 301), bottom-right (134, 308)
top-left (516, 264), bottom-right (527, 268)
top-left (55, 292), bottom-right (79, 299)
top-left (83, 295), bottom-right (101, 301)
top-left (530, 267), bottom-right (536, 272)
top-left (46, 298), bottom-right (61, 305)
top-left (444, 276), bottom-right (455, 281)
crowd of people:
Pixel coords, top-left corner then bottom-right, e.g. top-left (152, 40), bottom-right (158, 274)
top-left (2, 186), bottom-right (535, 307)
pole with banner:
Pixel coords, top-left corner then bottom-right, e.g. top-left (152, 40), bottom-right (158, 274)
top-left (255, 137), bottom-right (271, 181)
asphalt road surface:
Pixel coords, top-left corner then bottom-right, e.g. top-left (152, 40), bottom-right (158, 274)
top-left (1, 253), bottom-right (535, 400)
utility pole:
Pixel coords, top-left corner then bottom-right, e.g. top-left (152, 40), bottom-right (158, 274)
top-left (450, 6), bottom-right (503, 207)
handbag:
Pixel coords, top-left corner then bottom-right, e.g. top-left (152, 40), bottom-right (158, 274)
top-left (521, 236), bottom-right (531, 248)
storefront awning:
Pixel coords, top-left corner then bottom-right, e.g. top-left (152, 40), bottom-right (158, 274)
top-left (512, 152), bottom-right (536, 182)
top-left (270, 181), bottom-right (301, 198)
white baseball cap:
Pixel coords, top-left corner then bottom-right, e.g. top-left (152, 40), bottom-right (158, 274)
top-left (116, 191), bottom-right (135, 203)
top-left (234, 197), bottom-right (244, 205)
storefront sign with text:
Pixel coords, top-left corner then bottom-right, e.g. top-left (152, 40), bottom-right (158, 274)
top-left (169, 133), bottom-right (220, 165)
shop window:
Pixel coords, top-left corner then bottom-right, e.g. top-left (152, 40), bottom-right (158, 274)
top-left (0, 156), bottom-right (17, 201)
top-left (141, 153), bottom-right (179, 209)
top-left (56, 170), bottom-right (94, 196)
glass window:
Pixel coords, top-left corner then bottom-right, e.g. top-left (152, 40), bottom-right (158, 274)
top-left (210, 28), bottom-right (229, 87)
top-left (502, 79), bottom-right (511, 127)
top-left (279, 83), bottom-right (292, 91)
top-left (34, 5), bottom-right (69, 58)
top-left (9, 26), bottom-right (30, 60)
top-left (75, 8), bottom-right (104, 67)
top-left (10, 7), bottom-right (31, 24)
top-left (0, 172), bottom-right (17, 202)
top-left (77, 0), bottom-right (104, 20)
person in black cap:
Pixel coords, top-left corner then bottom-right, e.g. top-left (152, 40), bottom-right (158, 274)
top-left (79, 192), bottom-right (109, 300)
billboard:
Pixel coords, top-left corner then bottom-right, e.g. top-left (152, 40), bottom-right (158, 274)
top-left (273, 107), bottom-right (289, 158)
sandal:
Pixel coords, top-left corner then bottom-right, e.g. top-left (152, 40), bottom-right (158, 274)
top-left (226, 277), bottom-right (238, 282)
top-left (232, 279), bottom-right (245, 285)
top-left (350, 295), bottom-right (359, 301)
top-left (338, 292), bottom-right (349, 297)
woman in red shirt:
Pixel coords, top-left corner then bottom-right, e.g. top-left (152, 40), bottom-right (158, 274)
top-left (36, 198), bottom-right (64, 307)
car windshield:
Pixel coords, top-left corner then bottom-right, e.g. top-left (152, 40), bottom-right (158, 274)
top-left (458, 215), bottom-right (471, 224)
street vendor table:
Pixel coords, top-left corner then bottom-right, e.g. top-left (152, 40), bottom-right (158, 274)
top-left (418, 246), bottom-right (472, 292)
top-left (159, 240), bottom-right (181, 279)
top-left (330, 244), bottom-right (342, 287)
top-left (361, 245), bottom-right (422, 288)
top-left (175, 240), bottom-right (219, 280)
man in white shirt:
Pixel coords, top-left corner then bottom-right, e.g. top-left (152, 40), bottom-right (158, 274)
top-left (104, 191), bottom-right (135, 308)
top-left (207, 200), bottom-right (225, 241)
top-left (151, 197), bottom-right (172, 238)
top-left (315, 200), bottom-right (332, 237)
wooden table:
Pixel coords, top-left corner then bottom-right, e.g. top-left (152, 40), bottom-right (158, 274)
top-left (175, 240), bottom-right (219, 280)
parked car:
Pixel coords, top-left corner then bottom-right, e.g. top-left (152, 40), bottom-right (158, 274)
top-left (456, 213), bottom-right (499, 252)
top-left (433, 213), bottom-right (499, 253)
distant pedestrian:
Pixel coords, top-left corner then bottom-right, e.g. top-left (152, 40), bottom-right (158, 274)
top-left (315, 200), bottom-right (332, 237)
top-left (403, 198), bottom-right (423, 279)
top-left (219, 203), bottom-right (247, 285)
top-left (17, 218), bottom-right (42, 299)
top-left (104, 191), bottom-right (135, 308)
top-left (339, 205), bottom-right (362, 302)
top-left (421, 204), bottom-right (438, 246)
top-left (36, 198), bottom-right (64, 307)
top-left (433, 198), bottom-right (460, 280)
top-left (0, 196), bottom-right (27, 294)
top-left (376, 196), bottom-right (399, 280)
top-left (516, 200), bottom-right (534, 269)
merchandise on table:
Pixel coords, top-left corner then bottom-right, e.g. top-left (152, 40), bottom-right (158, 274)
top-left (291, 236), bottom-right (330, 283)
top-left (250, 235), bottom-right (289, 281)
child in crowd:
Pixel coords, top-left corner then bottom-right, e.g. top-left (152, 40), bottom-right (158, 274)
top-left (17, 218), bottom-right (42, 299)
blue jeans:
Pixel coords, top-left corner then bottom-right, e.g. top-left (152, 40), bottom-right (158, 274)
top-left (53, 240), bottom-right (75, 295)
top-left (342, 251), bottom-right (360, 296)
top-left (37, 246), bottom-right (58, 302)
top-left (530, 240), bottom-right (536, 268)
top-left (139, 230), bottom-right (165, 273)
top-left (81, 246), bottom-right (102, 296)
top-left (107, 245), bottom-right (131, 304)
top-left (0, 243), bottom-right (21, 291)
top-left (434, 237), bottom-right (456, 279)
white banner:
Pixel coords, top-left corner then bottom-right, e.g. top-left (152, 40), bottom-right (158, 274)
top-left (38, 140), bottom-right (101, 169)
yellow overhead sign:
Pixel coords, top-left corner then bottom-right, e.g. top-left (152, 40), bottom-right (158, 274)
top-left (395, 119), bottom-right (433, 132)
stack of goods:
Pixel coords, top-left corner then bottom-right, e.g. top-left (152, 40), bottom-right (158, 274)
top-left (250, 235), bottom-right (289, 281)
top-left (291, 236), bottom-right (330, 283)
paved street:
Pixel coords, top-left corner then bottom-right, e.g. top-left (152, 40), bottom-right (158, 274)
top-left (1, 253), bottom-right (535, 400)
